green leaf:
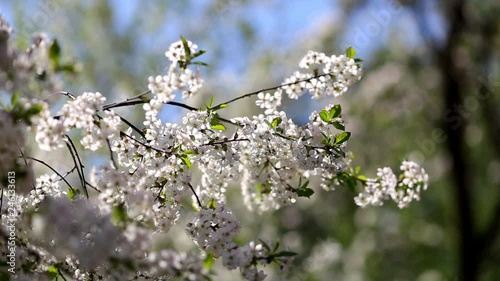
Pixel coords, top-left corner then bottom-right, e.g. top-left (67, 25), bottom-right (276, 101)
top-left (335, 132), bottom-right (351, 145)
top-left (112, 204), bottom-right (128, 224)
top-left (192, 49), bottom-right (207, 58)
top-left (49, 40), bottom-right (61, 66)
top-left (296, 187), bottom-right (314, 198)
top-left (11, 91), bottom-right (19, 107)
top-left (271, 117), bottom-right (282, 128)
top-left (329, 104), bottom-right (342, 119)
top-left (211, 124), bottom-right (226, 131)
top-left (181, 155), bottom-right (192, 168)
top-left (208, 199), bottom-right (217, 209)
top-left (206, 96), bottom-right (214, 108)
top-left (259, 239), bottom-right (271, 252)
top-left (346, 177), bottom-right (357, 192)
top-left (319, 110), bottom-right (329, 122)
top-left (56, 62), bottom-right (78, 74)
top-left (210, 116), bottom-right (226, 131)
top-left (345, 46), bottom-right (356, 59)
top-left (180, 35), bottom-right (191, 59)
top-left (25, 104), bottom-right (43, 116)
top-left (300, 180), bottom-right (309, 190)
top-left (331, 122), bottom-right (345, 131)
top-left (204, 252), bottom-right (215, 270)
top-left (190, 61), bottom-right (209, 67)
top-left (335, 147), bottom-right (346, 158)
top-left (211, 103), bottom-right (228, 111)
top-left (354, 58), bottom-right (363, 63)
top-left (273, 241), bottom-right (280, 253)
top-left (356, 175), bottom-right (367, 182)
top-left (320, 132), bottom-right (331, 146)
top-left (67, 188), bottom-right (80, 200)
top-left (46, 265), bottom-right (59, 280)
top-left (183, 149), bottom-right (198, 155)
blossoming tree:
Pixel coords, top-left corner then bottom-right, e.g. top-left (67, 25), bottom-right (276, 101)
top-left (0, 16), bottom-right (428, 281)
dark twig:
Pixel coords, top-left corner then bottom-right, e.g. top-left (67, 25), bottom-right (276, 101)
top-left (202, 138), bottom-right (250, 146)
top-left (189, 182), bottom-right (203, 209)
top-left (120, 131), bottom-right (170, 155)
top-left (20, 155), bottom-right (76, 195)
top-left (114, 113), bottom-right (146, 139)
top-left (65, 136), bottom-right (88, 198)
top-left (106, 138), bottom-right (118, 169)
top-left (212, 72), bottom-right (338, 109)
top-left (102, 90), bottom-right (151, 110)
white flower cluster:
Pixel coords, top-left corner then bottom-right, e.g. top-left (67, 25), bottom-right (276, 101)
top-left (187, 205), bottom-right (273, 281)
top-left (354, 161), bottom-right (429, 209)
top-left (234, 110), bottom-right (348, 212)
top-left (186, 204), bottom-right (240, 257)
top-left (255, 50), bottom-right (362, 114)
top-left (28, 174), bottom-right (63, 207)
top-left (255, 91), bottom-right (282, 114)
top-left (34, 92), bottom-right (120, 151)
top-left (299, 51), bottom-right (362, 98)
top-left (92, 165), bottom-right (182, 233)
top-left (147, 39), bottom-right (204, 110)
top-left (165, 39), bottom-right (198, 63)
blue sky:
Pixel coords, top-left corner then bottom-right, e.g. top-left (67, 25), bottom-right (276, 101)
top-left (0, 0), bottom-right (444, 64)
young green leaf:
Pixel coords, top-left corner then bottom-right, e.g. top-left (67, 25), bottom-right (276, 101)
top-left (355, 166), bottom-right (361, 174)
top-left (11, 91), bottom-right (19, 107)
top-left (25, 104), bottom-right (43, 116)
top-left (180, 35), bottom-right (191, 59)
top-left (331, 122), bottom-right (345, 131)
top-left (335, 132), bottom-right (351, 144)
top-left (211, 103), bottom-right (228, 111)
top-left (210, 124), bottom-right (226, 131)
top-left (203, 252), bottom-right (215, 270)
top-left (192, 49), bottom-right (207, 59)
top-left (271, 117), bottom-right (282, 128)
top-left (191, 61), bottom-right (209, 67)
top-left (345, 46), bottom-right (356, 59)
top-left (49, 39), bottom-right (61, 66)
top-left (300, 180), bottom-right (309, 190)
top-left (273, 241), bottom-right (280, 253)
top-left (346, 177), bottom-right (357, 192)
top-left (210, 116), bottom-right (226, 131)
top-left (319, 110), bottom-right (330, 122)
top-left (112, 204), bottom-right (128, 224)
top-left (296, 187), bottom-right (314, 198)
top-left (329, 104), bottom-right (342, 119)
top-left (67, 188), bottom-right (80, 200)
top-left (356, 175), bottom-right (367, 182)
top-left (259, 239), bottom-right (272, 252)
top-left (206, 96), bottom-right (214, 108)
top-left (57, 62), bottom-right (78, 74)
top-left (46, 265), bottom-right (59, 280)
top-left (181, 155), bottom-right (192, 168)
